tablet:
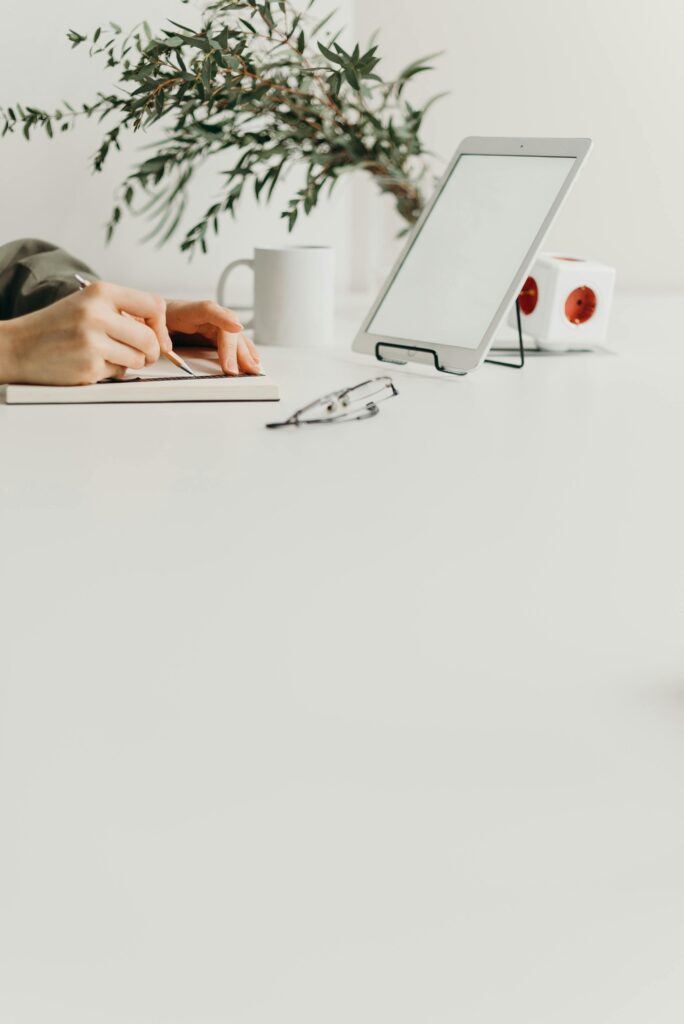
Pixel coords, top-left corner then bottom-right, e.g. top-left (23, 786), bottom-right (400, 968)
top-left (352, 137), bottom-right (592, 374)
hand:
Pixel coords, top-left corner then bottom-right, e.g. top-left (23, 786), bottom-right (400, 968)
top-left (0, 282), bottom-right (171, 386)
top-left (165, 299), bottom-right (261, 376)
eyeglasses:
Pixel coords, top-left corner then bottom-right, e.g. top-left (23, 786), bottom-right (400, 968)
top-left (266, 376), bottom-right (398, 429)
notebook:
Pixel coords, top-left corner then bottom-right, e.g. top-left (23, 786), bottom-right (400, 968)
top-left (5, 349), bottom-right (279, 405)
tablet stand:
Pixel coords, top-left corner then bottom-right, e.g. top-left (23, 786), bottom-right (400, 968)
top-left (375, 299), bottom-right (525, 375)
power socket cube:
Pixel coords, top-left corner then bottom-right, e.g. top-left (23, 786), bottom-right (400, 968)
top-left (509, 253), bottom-right (616, 351)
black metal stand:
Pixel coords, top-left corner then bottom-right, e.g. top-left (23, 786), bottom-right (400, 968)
top-left (375, 299), bottom-right (525, 375)
top-left (485, 299), bottom-right (525, 369)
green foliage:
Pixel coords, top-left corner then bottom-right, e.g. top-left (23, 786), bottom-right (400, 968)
top-left (1, 0), bottom-right (445, 255)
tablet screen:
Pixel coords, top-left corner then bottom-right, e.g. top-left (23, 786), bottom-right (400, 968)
top-left (368, 154), bottom-right (576, 350)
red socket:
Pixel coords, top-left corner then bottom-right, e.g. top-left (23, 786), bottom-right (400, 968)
top-left (518, 276), bottom-right (538, 316)
top-left (565, 286), bottom-right (597, 324)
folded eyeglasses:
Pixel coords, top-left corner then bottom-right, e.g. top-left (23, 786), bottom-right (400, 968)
top-left (266, 376), bottom-right (398, 429)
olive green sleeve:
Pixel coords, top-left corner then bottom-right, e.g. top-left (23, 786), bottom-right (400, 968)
top-left (0, 238), bottom-right (100, 319)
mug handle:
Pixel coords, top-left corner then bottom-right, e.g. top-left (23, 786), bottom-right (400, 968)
top-left (217, 258), bottom-right (255, 329)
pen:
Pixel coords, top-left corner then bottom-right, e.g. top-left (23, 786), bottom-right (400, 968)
top-left (73, 274), bottom-right (196, 377)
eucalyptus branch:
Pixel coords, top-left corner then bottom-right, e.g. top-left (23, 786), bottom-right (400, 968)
top-left (0, 0), bottom-right (445, 255)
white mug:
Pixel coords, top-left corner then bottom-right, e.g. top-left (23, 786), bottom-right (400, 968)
top-left (217, 246), bottom-right (335, 348)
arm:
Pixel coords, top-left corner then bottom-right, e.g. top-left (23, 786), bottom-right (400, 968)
top-left (0, 238), bottom-right (99, 318)
top-left (0, 239), bottom-right (260, 384)
top-left (0, 282), bottom-right (171, 386)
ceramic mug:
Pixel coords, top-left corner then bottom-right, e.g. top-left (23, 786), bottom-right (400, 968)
top-left (217, 246), bottom-right (335, 348)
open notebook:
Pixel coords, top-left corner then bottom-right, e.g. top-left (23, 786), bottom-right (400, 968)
top-left (5, 349), bottom-right (279, 404)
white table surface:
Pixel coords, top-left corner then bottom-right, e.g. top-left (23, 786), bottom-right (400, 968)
top-left (1, 294), bottom-right (684, 1023)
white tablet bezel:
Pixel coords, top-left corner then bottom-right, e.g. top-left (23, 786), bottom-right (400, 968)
top-left (352, 137), bottom-right (593, 375)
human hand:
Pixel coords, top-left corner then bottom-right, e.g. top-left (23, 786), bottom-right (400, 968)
top-left (0, 282), bottom-right (171, 386)
top-left (165, 299), bottom-right (261, 376)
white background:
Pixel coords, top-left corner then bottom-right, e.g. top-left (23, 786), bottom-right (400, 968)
top-left (355, 0), bottom-right (684, 293)
top-left (2, 6), bottom-right (684, 1019)
top-left (0, 0), bottom-right (682, 296)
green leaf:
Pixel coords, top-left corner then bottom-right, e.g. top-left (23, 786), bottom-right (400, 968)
top-left (2, 3), bottom-right (439, 254)
top-left (397, 51), bottom-right (443, 85)
top-left (318, 42), bottom-right (345, 66)
top-left (67, 29), bottom-right (87, 48)
top-left (328, 70), bottom-right (342, 98)
top-left (344, 65), bottom-right (360, 90)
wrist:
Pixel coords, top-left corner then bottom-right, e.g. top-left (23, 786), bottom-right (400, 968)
top-left (0, 320), bottom-right (19, 383)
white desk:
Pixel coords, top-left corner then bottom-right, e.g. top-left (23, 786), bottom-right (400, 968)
top-left (1, 295), bottom-right (684, 1022)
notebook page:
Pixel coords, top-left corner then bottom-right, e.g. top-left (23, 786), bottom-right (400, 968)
top-left (126, 347), bottom-right (229, 381)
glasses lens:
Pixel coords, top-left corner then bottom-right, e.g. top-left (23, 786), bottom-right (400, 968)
top-left (298, 403), bottom-right (380, 425)
top-left (339, 378), bottom-right (396, 408)
top-left (296, 395), bottom-right (343, 422)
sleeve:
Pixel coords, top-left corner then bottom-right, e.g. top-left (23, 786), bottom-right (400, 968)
top-left (0, 239), bottom-right (100, 319)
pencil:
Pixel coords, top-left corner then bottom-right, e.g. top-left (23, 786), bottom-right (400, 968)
top-left (73, 274), bottom-right (196, 377)
top-left (162, 348), bottom-right (196, 377)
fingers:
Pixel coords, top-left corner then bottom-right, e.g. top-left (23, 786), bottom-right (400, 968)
top-left (217, 329), bottom-right (240, 376)
top-left (216, 331), bottom-right (261, 375)
top-left (102, 362), bottom-right (128, 380)
top-left (237, 335), bottom-right (261, 375)
top-left (197, 300), bottom-right (243, 335)
top-left (89, 281), bottom-right (172, 354)
top-left (243, 334), bottom-right (261, 367)
top-left (101, 338), bottom-right (148, 371)
top-left (106, 314), bottom-right (161, 365)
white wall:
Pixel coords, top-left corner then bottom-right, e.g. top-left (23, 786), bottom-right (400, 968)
top-left (0, 0), bottom-right (354, 300)
top-left (356, 0), bottom-right (684, 292)
top-left (2, 0), bottom-right (681, 298)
